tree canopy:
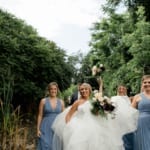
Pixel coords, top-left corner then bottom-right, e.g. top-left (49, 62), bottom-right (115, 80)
top-left (0, 9), bottom-right (76, 112)
top-left (80, 6), bottom-right (150, 96)
top-left (0, 2), bottom-right (150, 113)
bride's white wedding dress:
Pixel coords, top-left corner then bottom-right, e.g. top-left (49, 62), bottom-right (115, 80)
top-left (52, 97), bottom-right (138, 150)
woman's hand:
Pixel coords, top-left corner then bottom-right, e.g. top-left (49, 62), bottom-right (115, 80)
top-left (65, 101), bottom-right (79, 123)
top-left (37, 130), bottom-right (41, 137)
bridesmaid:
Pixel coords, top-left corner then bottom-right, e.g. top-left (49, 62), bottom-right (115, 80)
top-left (37, 82), bottom-right (64, 150)
top-left (132, 75), bottom-right (150, 150)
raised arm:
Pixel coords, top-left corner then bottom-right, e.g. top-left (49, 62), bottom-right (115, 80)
top-left (65, 101), bottom-right (79, 123)
top-left (131, 94), bottom-right (141, 108)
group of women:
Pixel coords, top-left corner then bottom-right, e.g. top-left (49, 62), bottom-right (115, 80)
top-left (36, 75), bottom-right (150, 150)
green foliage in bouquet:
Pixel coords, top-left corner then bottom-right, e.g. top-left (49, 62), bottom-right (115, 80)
top-left (91, 97), bottom-right (115, 117)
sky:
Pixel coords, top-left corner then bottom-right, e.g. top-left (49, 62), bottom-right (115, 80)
top-left (0, 0), bottom-right (106, 55)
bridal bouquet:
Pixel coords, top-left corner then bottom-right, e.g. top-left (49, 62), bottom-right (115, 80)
top-left (91, 91), bottom-right (115, 117)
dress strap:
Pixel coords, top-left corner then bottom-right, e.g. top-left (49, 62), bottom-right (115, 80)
top-left (57, 99), bottom-right (62, 109)
top-left (140, 93), bottom-right (144, 98)
top-left (45, 97), bottom-right (49, 102)
top-left (140, 92), bottom-right (150, 100)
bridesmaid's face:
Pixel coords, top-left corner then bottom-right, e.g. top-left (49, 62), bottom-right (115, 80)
top-left (142, 78), bottom-right (150, 91)
top-left (49, 85), bottom-right (58, 97)
top-left (117, 86), bottom-right (126, 95)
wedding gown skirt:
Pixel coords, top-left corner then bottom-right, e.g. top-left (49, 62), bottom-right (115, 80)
top-left (52, 98), bottom-right (139, 150)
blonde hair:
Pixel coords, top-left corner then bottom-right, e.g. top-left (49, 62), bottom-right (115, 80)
top-left (141, 75), bottom-right (150, 92)
top-left (47, 82), bottom-right (59, 90)
top-left (141, 75), bottom-right (150, 82)
top-left (79, 83), bottom-right (92, 95)
top-left (45, 82), bottom-right (59, 97)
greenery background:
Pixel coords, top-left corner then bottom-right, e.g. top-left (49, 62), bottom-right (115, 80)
top-left (0, 0), bottom-right (150, 148)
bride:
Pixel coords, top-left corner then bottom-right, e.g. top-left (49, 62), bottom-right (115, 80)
top-left (52, 83), bottom-right (138, 150)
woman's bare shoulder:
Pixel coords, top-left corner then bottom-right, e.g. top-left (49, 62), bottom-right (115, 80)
top-left (40, 98), bottom-right (46, 105)
top-left (72, 99), bottom-right (81, 106)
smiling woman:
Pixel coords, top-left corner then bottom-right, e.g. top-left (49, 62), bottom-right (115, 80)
top-left (65, 83), bottom-right (92, 123)
top-left (132, 75), bottom-right (150, 150)
top-left (36, 82), bottom-right (64, 150)
top-left (52, 82), bottom-right (138, 150)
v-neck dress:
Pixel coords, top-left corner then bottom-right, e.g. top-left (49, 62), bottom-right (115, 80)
top-left (134, 93), bottom-right (150, 150)
top-left (37, 97), bottom-right (62, 150)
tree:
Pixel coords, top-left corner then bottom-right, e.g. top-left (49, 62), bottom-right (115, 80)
top-left (0, 9), bottom-right (74, 113)
top-left (82, 6), bottom-right (150, 96)
top-left (105, 0), bottom-right (150, 21)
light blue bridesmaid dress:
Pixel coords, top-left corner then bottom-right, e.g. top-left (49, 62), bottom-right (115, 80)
top-left (134, 93), bottom-right (150, 150)
top-left (37, 98), bottom-right (62, 150)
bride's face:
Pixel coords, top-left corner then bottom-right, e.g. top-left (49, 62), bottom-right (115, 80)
top-left (79, 84), bottom-right (91, 99)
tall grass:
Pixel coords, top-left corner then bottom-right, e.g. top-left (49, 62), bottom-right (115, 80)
top-left (0, 68), bottom-right (29, 150)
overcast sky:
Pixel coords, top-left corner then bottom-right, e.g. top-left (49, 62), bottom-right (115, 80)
top-left (0, 0), bottom-right (106, 55)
